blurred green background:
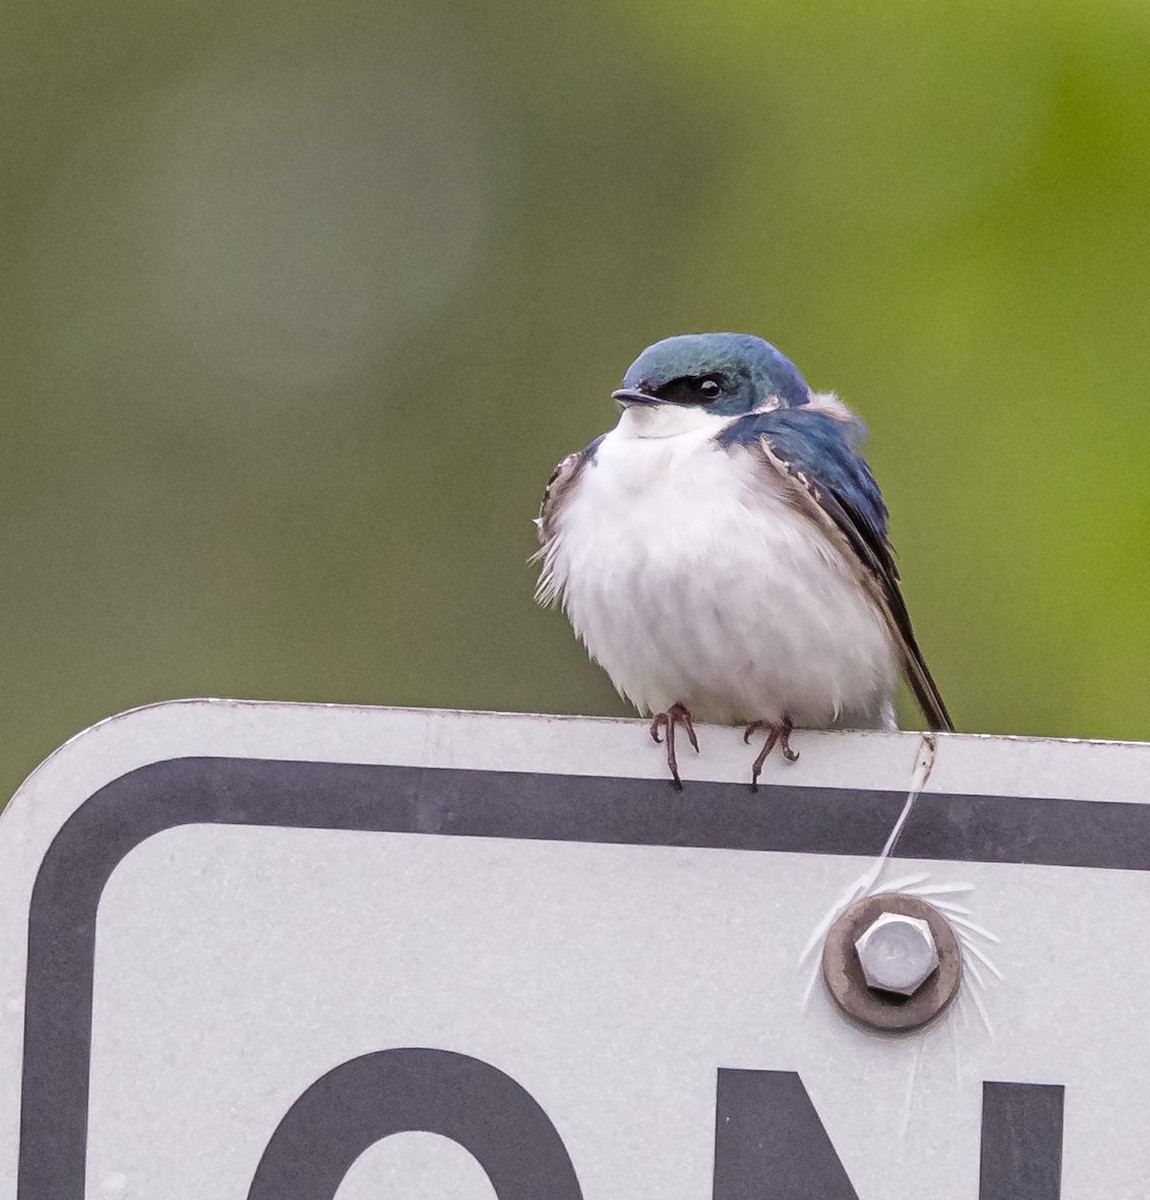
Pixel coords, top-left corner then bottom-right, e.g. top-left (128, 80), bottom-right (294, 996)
top-left (1, 0), bottom-right (1148, 801)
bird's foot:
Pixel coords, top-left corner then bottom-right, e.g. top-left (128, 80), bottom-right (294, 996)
top-left (649, 701), bottom-right (700, 790)
top-left (743, 716), bottom-right (798, 791)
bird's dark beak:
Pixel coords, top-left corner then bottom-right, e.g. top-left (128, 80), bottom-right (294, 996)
top-left (611, 387), bottom-right (660, 406)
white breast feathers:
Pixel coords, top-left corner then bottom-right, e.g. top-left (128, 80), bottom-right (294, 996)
top-left (538, 405), bottom-right (897, 729)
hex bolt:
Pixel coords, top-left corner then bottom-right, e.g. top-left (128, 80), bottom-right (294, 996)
top-left (854, 912), bottom-right (939, 996)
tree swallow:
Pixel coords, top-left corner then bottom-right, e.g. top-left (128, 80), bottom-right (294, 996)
top-left (534, 332), bottom-right (953, 788)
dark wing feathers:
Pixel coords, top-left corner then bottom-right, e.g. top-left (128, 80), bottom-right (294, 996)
top-left (535, 434), bottom-right (604, 547)
top-left (532, 435), bottom-right (604, 604)
top-left (721, 408), bottom-right (954, 732)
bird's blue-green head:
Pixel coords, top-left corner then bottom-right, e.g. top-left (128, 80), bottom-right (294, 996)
top-left (612, 332), bottom-right (810, 417)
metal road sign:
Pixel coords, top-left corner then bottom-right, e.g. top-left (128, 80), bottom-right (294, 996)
top-left (2, 700), bottom-right (1150, 1198)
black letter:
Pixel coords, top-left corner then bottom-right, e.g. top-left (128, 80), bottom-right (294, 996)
top-left (248, 1048), bottom-right (583, 1200)
top-left (980, 1081), bottom-right (1064, 1199)
top-left (713, 1069), bottom-right (860, 1199)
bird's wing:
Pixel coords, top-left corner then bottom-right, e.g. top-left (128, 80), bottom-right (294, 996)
top-left (532, 434), bottom-right (604, 605)
top-left (719, 403), bottom-right (954, 732)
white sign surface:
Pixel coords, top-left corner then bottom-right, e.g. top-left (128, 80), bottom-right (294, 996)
top-left (2, 700), bottom-right (1149, 1199)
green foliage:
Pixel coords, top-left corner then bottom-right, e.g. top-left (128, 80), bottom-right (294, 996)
top-left (0, 0), bottom-right (1148, 800)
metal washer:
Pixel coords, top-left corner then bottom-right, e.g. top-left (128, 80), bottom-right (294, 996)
top-left (822, 892), bottom-right (962, 1033)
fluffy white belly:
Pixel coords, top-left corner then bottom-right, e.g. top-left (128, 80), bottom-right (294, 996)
top-left (548, 416), bottom-right (897, 728)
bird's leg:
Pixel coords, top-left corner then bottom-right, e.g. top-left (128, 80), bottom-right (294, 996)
top-left (743, 715), bottom-right (799, 790)
top-left (649, 701), bottom-right (700, 790)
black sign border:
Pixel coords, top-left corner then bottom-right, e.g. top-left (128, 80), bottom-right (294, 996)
top-left (18, 755), bottom-right (1150, 1197)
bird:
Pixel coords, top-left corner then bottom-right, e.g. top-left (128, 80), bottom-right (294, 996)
top-left (533, 331), bottom-right (953, 789)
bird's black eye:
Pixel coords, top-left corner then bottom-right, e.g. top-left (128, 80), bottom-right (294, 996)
top-left (695, 376), bottom-right (723, 400)
top-left (653, 373), bottom-right (726, 405)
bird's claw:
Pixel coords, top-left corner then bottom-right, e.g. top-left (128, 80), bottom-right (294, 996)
top-left (745, 717), bottom-right (798, 791)
top-left (650, 701), bottom-right (699, 789)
